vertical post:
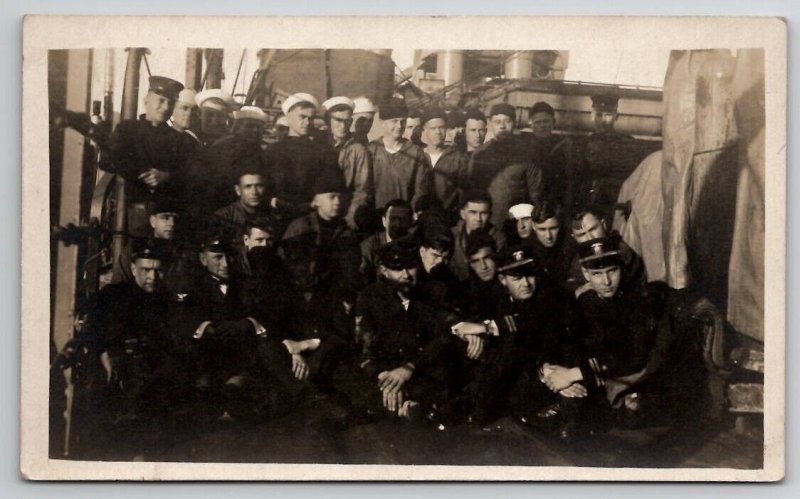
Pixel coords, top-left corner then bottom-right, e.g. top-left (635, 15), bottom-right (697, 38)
top-left (112, 48), bottom-right (146, 267)
top-left (185, 48), bottom-right (203, 90)
top-left (52, 49), bottom-right (93, 354)
top-left (204, 49), bottom-right (224, 89)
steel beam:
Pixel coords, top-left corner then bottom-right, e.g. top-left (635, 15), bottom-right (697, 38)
top-left (52, 49), bottom-right (93, 353)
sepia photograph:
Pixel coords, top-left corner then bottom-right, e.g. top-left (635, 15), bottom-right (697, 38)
top-left (21, 15), bottom-right (786, 481)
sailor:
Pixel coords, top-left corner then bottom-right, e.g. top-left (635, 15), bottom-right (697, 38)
top-left (434, 244), bottom-right (579, 427)
top-left (468, 103), bottom-right (543, 228)
top-left (184, 106), bottom-right (269, 215)
top-left (213, 159), bottom-right (271, 230)
top-left (89, 238), bottom-right (197, 454)
top-left (368, 97), bottom-right (432, 211)
top-left (527, 200), bottom-right (572, 285)
top-left (322, 96), bottom-right (374, 230)
top-left (402, 110), bottom-right (424, 147)
top-left (111, 198), bottom-right (196, 290)
top-left (103, 76), bottom-right (197, 227)
top-left (360, 198), bottom-right (413, 280)
top-left (504, 201), bottom-right (536, 247)
top-left (281, 164), bottom-right (360, 299)
top-left (580, 93), bottom-right (637, 220)
top-left (461, 229), bottom-right (504, 320)
top-left (449, 189), bottom-right (506, 281)
top-left (264, 92), bottom-right (341, 227)
top-left (195, 88), bottom-right (236, 145)
top-left (421, 107), bottom-right (470, 217)
top-left (526, 101), bottom-right (580, 215)
top-left (462, 108), bottom-right (487, 157)
top-left (273, 115), bottom-right (290, 142)
top-left (344, 239), bottom-right (459, 420)
top-left (168, 88), bottom-right (202, 145)
top-left (350, 96), bottom-right (378, 146)
top-left (534, 235), bottom-right (685, 435)
top-left (564, 206), bottom-right (647, 296)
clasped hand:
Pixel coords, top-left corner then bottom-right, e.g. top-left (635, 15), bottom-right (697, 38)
top-left (540, 363), bottom-right (587, 398)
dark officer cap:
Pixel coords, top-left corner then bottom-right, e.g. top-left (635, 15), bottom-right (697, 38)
top-left (380, 98), bottom-right (408, 120)
top-left (530, 101), bottom-right (555, 117)
top-left (463, 108), bottom-right (487, 123)
top-left (590, 93), bottom-right (620, 111)
top-left (148, 76), bottom-right (184, 101)
top-left (420, 107), bottom-right (448, 127)
top-left (312, 166), bottom-right (347, 196)
top-left (488, 103), bottom-right (516, 120)
top-left (495, 245), bottom-right (540, 276)
top-left (199, 228), bottom-right (232, 253)
top-left (131, 238), bottom-right (167, 261)
top-left (578, 236), bottom-right (623, 270)
top-left (376, 238), bottom-right (419, 271)
top-left (150, 198), bottom-right (181, 216)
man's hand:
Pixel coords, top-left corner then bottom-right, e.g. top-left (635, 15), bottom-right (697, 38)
top-left (283, 338), bottom-right (321, 355)
top-left (452, 322), bottom-right (487, 336)
top-left (381, 384), bottom-right (404, 413)
top-left (378, 365), bottom-right (413, 393)
top-left (464, 334), bottom-right (484, 360)
top-left (543, 365), bottom-right (582, 392)
top-left (137, 168), bottom-right (170, 188)
top-left (558, 383), bottom-right (588, 398)
top-left (291, 354), bottom-right (310, 381)
top-left (283, 339), bottom-right (304, 355)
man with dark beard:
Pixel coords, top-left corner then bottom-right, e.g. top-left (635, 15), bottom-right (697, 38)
top-left (341, 239), bottom-right (460, 421)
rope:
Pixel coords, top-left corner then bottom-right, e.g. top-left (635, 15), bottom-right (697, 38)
top-left (142, 53), bottom-right (152, 78)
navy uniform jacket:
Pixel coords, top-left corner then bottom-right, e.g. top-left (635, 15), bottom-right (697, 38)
top-left (103, 116), bottom-right (198, 205)
top-left (355, 279), bottom-right (456, 378)
top-left (265, 136), bottom-right (341, 219)
top-left (166, 272), bottom-right (264, 383)
top-left (488, 278), bottom-right (581, 369)
top-left (575, 281), bottom-right (673, 395)
top-left (89, 282), bottom-right (191, 413)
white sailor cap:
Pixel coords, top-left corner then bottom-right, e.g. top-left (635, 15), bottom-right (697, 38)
top-left (232, 106), bottom-right (268, 123)
top-left (177, 88), bottom-right (198, 107)
top-left (352, 96), bottom-right (377, 114)
top-left (275, 115), bottom-right (289, 128)
top-left (195, 89), bottom-right (235, 110)
top-left (322, 96), bottom-right (355, 113)
top-left (508, 203), bottom-right (534, 220)
top-left (281, 93), bottom-right (319, 115)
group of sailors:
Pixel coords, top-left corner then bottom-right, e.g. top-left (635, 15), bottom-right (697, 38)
top-left (68, 74), bottom-right (706, 456)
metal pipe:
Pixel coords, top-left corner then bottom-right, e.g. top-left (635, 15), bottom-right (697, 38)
top-left (114, 48), bottom-right (147, 263)
top-left (436, 50), bottom-right (464, 88)
top-left (102, 49), bottom-right (114, 123)
top-left (504, 51), bottom-right (534, 79)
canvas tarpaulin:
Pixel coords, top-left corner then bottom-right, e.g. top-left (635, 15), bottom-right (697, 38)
top-left (615, 49), bottom-right (764, 341)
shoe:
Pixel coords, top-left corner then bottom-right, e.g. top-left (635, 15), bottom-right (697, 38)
top-left (517, 403), bottom-right (563, 429)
